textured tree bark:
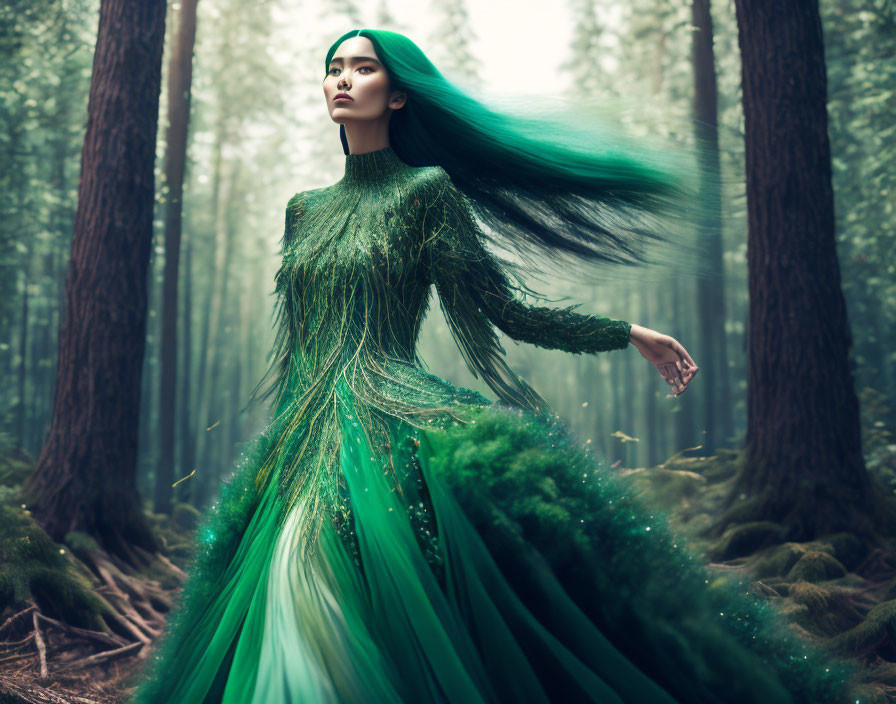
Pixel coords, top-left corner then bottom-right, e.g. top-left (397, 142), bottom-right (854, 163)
top-left (720, 0), bottom-right (875, 541)
top-left (22, 0), bottom-right (167, 560)
top-left (155, 0), bottom-right (200, 515)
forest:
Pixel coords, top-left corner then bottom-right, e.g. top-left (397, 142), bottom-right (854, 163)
top-left (0, 0), bottom-right (894, 701)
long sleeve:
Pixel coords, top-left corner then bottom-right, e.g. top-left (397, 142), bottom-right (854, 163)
top-left (282, 191), bottom-right (308, 249)
top-left (248, 192), bottom-right (308, 410)
top-left (424, 171), bottom-right (632, 355)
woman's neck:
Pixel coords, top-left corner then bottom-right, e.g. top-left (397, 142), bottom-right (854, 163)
top-left (342, 145), bottom-right (407, 185)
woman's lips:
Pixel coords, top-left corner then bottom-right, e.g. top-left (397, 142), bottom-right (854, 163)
top-left (334, 94), bottom-right (353, 102)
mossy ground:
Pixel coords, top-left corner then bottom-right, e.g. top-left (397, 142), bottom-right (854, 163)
top-left (620, 446), bottom-right (896, 703)
top-left (0, 435), bottom-right (192, 704)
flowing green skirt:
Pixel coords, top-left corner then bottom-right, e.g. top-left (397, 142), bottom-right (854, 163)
top-left (127, 377), bottom-right (857, 703)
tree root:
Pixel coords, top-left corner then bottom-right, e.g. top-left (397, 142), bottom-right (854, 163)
top-left (88, 553), bottom-right (162, 642)
top-left (0, 671), bottom-right (104, 703)
top-left (0, 604), bottom-right (38, 636)
top-left (34, 611), bottom-right (129, 650)
top-left (32, 611), bottom-right (47, 679)
top-left (149, 549), bottom-right (186, 581)
top-left (61, 640), bottom-right (143, 670)
top-left (0, 538), bottom-right (187, 701)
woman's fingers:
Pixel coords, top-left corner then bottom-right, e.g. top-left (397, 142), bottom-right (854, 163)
top-left (669, 338), bottom-right (698, 383)
top-left (657, 359), bottom-right (697, 396)
top-left (645, 337), bottom-right (697, 396)
top-left (657, 362), bottom-right (686, 395)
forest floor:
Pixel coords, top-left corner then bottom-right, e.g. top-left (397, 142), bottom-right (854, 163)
top-left (2, 441), bottom-right (896, 703)
top-left (618, 445), bottom-right (896, 703)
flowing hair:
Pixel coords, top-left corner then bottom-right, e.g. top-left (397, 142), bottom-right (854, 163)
top-left (324, 28), bottom-right (719, 282)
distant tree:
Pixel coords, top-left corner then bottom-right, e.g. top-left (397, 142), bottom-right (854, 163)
top-left (822, 0), bottom-right (896, 425)
top-left (1, 1), bottom-right (94, 450)
top-left (185, 0), bottom-right (283, 509)
top-left (22, 0), bottom-right (168, 561)
top-left (375, 0), bottom-right (406, 35)
top-left (156, 0), bottom-right (200, 515)
top-left (561, 0), bottom-right (607, 95)
top-left (427, 0), bottom-right (481, 89)
top-left (690, 0), bottom-right (733, 454)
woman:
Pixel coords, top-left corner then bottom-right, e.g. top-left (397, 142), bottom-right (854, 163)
top-left (128, 29), bottom-right (857, 704)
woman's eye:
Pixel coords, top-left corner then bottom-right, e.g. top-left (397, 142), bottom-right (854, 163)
top-left (326, 65), bottom-right (374, 79)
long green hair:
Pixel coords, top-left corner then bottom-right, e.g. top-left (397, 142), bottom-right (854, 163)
top-left (325, 28), bottom-right (718, 281)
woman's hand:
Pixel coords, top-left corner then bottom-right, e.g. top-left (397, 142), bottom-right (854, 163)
top-left (628, 323), bottom-right (698, 397)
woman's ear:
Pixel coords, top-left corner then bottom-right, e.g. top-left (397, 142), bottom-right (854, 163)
top-left (389, 91), bottom-right (407, 110)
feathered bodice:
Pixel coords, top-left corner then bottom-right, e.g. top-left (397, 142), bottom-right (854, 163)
top-left (277, 151), bottom-right (435, 372)
top-left (253, 145), bottom-right (633, 536)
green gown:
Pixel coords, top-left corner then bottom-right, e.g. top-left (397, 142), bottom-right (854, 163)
top-left (128, 145), bottom-right (857, 704)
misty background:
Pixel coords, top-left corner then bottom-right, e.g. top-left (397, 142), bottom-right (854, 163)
top-left (1, 0), bottom-right (891, 506)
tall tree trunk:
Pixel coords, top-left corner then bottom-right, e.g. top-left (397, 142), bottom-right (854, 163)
top-left (691, 0), bottom-right (731, 455)
top-left (597, 358), bottom-right (609, 462)
top-left (610, 354), bottom-right (623, 465)
top-left (155, 0), bottom-right (200, 515)
top-left (673, 275), bottom-right (697, 452)
top-left (231, 302), bottom-right (244, 451)
top-left (177, 232), bottom-right (196, 503)
top-left (716, 0), bottom-right (877, 541)
top-left (622, 311), bottom-right (635, 466)
top-left (193, 132), bottom-right (224, 488)
top-left (21, 0), bottom-right (167, 561)
top-left (864, 291), bottom-right (891, 400)
top-left (41, 37), bottom-right (75, 452)
top-left (37, 307), bottom-right (53, 445)
top-left (195, 163), bottom-right (239, 508)
top-left (631, 286), bottom-right (644, 467)
top-left (16, 262), bottom-right (29, 450)
top-left (642, 288), bottom-right (660, 466)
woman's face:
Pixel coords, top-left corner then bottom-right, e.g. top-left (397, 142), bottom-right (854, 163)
top-left (323, 36), bottom-right (405, 125)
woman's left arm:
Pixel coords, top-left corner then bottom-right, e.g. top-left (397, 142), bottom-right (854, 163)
top-left (425, 172), bottom-right (633, 355)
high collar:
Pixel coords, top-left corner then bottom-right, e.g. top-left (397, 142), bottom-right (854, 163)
top-left (342, 145), bottom-right (406, 185)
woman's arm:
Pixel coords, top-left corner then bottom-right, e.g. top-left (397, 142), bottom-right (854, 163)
top-left (422, 172), bottom-right (699, 398)
top-left (424, 171), bottom-right (632, 355)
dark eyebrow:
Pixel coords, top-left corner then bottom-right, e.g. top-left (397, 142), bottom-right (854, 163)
top-left (328, 56), bottom-right (382, 66)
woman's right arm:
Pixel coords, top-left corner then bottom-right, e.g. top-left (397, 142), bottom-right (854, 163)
top-left (247, 192), bottom-right (308, 409)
